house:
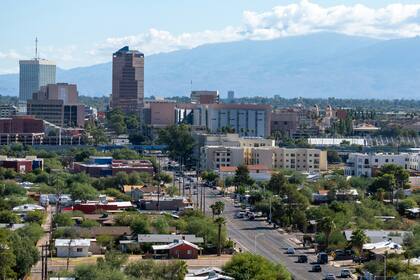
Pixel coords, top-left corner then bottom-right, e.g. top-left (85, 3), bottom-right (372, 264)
top-left (312, 190), bottom-right (329, 204)
top-left (344, 230), bottom-right (413, 246)
top-left (12, 204), bottom-right (44, 213)
top-left (119, 234), bottom-right (203, 253)
top-left (123, 185), bottom-right (161, 201)
top-left (55, 239), bottom-right (91, 257)
top-left (74, 226), bottom-right (132, 239)
top-left (71, 201), bottom-right (133, 214)
top-left (405, 208), bottom-right (420, 219)
top-left (152, 239), bottom-right (200, 259)
top-left (363, 241), bottom-right (404, 256)
top-left (335, 188), bottom-right (359, 201)
top-left (0, 223), bottom-right (26, 231)
top-left (185, 267), bottom-right (234, 280)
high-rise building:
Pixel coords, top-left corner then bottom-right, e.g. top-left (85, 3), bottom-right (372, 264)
top-left (27, 83), bottom-right (85, 127)
top-left (111, 46), bottom-right (144, 114)
top-left (19, 59), bottom-right (56, 101)
top-left (227, 90), bottom-right (235, 102)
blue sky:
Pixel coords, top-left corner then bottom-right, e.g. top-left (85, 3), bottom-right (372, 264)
top-left (1, 0), bottom-right (420, 73)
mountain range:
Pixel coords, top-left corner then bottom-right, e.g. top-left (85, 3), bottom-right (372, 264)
top-left (1, 32), bottom-right (420, 99)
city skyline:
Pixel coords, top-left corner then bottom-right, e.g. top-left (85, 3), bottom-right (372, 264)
top-left (2, 0), bottom-right (420, 74)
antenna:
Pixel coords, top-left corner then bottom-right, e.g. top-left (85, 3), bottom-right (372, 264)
top-left (35, 37), bottom-right (38, 60)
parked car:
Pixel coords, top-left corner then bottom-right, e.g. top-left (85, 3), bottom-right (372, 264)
top-left (324, 273), bottom-right (335, 280)
top-left (311, 264), bottom-right (322, 272)
top-left (297, 255), bottom-right (308, 263)
top-left (339, 269), bottom-right (352, 278)
top-left (286, 247), bottom-right (295, 254)
top-left (317, 252), bottom-right (329, 264)
top-left (248, 212), bottom-right (256, 220)
top-left (234, 202), bottom-right (241, 208)
top-left (236, 211), bottom-right (245, 218)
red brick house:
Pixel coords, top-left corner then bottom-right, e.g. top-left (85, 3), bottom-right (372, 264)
top-left (152, 239), bottom-right (200, 259)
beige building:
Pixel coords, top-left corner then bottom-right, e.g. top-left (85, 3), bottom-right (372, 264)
top-left (201, 145), bottom-right (327, 173)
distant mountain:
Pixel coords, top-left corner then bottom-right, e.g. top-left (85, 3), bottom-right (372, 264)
top-left (2, 32), bottom-right (420, 99)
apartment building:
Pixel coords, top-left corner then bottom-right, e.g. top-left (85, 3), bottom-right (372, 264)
top-left (0, 104), bottom-right (17, 118)
top-left (344, 153), bottom-right (410, 177)
top-left (201, 145), bottom-right (327, 173)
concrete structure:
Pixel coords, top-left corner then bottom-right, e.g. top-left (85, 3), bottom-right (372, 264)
top-left (344, 153), bottom-right (409, 177)
top-left (27, 83), bottom-right (85, 127)
top-left (201, 145), bottom-right (327, 173)
top-left (19, 59), bottom-right (56, 101)
top-left (0, 156), bottom-right (43, 173)
top-left (55, 239), bottom-right (91, 258)
top-left (191, 90), bottom-right (219, 104)
top-left (227, 90), bottom-right (235, 103)
top-left (271, 109), bottom-right (299, 137)
top-left (0, 105), bottom-right (17, 118)
top-left (111, 46), bottom-right (144, 113)
top-left (72, 156), bottom-right (154, 177)
top-left (308, 138), bottom-right (367, 147)
top-left (146, 100), bottom-right (176, 126)
top-left (139, 196), bottom-right (192, 211)
top-left (0, 116), bottom-right (45, 145)
top-left (193, 104), bottom-right (271, 137)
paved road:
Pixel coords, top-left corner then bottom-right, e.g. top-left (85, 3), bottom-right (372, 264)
top-left (193, 183), bottom-right (345, 280)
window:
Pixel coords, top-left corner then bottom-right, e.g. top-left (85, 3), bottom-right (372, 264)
top-left (76, 248), bottom-right (83, 252)
top-left (187, 250), bottom-right (192, 255)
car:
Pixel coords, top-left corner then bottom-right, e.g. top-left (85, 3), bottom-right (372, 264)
top-left (236, 212), bottom-right (245, 218)
top-left (339, 269), bottom-right (352, 278)
top-left (234, 202), bottom-right (241, 208)
top-left (324, 273), bottom-right (335, 280)
top-left (286, 247), bottom-right (295, 254)
top-left (248, 212), bottom-right (256, 220)
top-left (317, 252), bottom-right (329, 264)
top-left (297, 255), bottom-right (308, 263)
top-left (311, 264), bottom-right (322, 272)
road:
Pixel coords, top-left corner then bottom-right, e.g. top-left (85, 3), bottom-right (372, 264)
top-left (192, 183), bottom-right (345, 280)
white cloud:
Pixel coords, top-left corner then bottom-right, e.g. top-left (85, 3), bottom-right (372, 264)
top-left (3, 0), bottom-right (420, 73)
top-left (90, 0), bottom-right (420, 61)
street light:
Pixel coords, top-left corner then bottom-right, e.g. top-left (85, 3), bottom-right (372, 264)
top-left (254, 233), bottom-right (265, 253)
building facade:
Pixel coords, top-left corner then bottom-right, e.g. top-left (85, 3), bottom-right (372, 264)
top-left (27, 83), bottom-right (85, 127)
top-left (0, 116), bottom-right (45, 145)
top-left (191, 90), bottom-right (219, 104)
top-left (0, 105), bottom-right (17, 118)
top-left (344, 153), bottom-right (410, 177)
top-left (193, 104), bottom-right (272, 137)
top-left (201, 145), bottom-right (327, 173)
top-left (111, 46), bottom-right (144, 113)
top-left (19, 59), bottom-right (56, 101)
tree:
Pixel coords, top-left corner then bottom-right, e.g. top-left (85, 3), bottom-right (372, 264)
top-left (0, 210), bottom-right (20, 224)
top-left (317, 216), bottom-right (336, 249)
top-left (214, 217), bottom-right (225, 256)
top-left (210, 201), bottom-right (225, 220)
top-left (223, 252), bottom-right (292, 280)
top-left (25, 210), bottom-right (44, 224)
top-left (53, 213), bottom-right (74, 227)
top-left (124, 259), bottom-right (187, 280)
top-left (0, 230), bottom-right (16, 280)
top-left (233, 165), bottom-right (254, 188)
top-left (96, 235), bottom-right (114, 250)
top-left (267, 172), bottom-right (287, 195)
top-left (350, 229), bottom-right (369, 257)
top-left (157, 124), bottom-right (195, 165)
top-left (130, 216), bottom-right (151, 235)
top-left (201, 171), bottom-right (219, 185)
top-left (70, 183), bottom-right (98, 201)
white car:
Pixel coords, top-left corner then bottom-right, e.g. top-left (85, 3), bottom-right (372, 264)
top-left (286, 247), bottom-right (295, 254)
top-left (236, 211), bottom-right (245, 218)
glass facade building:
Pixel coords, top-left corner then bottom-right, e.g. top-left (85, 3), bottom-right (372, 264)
top-left (19, 59), bottom-right (56, 101)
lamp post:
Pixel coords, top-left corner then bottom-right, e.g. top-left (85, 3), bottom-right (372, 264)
top-left (254, 233), bottom-right (265, 253)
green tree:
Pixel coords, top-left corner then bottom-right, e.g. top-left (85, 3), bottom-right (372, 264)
top-left (53, 213), bottom-right (74, 227)
top-left (223, 252), bottom-right (292, 280)
top-left (0, 210), bottom-right (20, 224)
top-left (267, 172), bottom-right (287, 195)
top-left (130, 216), bottom-right (151, 235)
top-left (157, 124), bottom-right (195, 165)
top-left (318, 216), bottom-right (336, 249)
top-left (70, 183), bottom-right (98, 201)
top-left (214, 217), bottom-right (225, 256)
top-left (25, 210), bottom-right (44, 224)
top-left (350, 229), bottom-right (369, 256)
top-left (233, 165), bottom-right (254, 188)
top-left (201, 171), bottom-right (219, 185)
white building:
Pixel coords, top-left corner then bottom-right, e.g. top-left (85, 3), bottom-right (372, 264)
top-left (193, 104), bottom-right (271, 137)
top-left (55, 239), bottom-right (91, 258)
top-left (0, 104), bottom-right (17, 118)
top-left (344, 153), bottom-right (409, 177)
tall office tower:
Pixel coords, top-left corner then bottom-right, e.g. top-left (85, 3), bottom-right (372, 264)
top-left (111, 46), bottom-right (144, 114)
top-left (19, 59), bottom-right (56, 101)
top-left (227, 90), bottom-right (235, 102)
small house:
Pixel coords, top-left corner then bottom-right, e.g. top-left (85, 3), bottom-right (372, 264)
top-left (152, 239), bottom-right (200, 259)
top-left (55, 239), bottom-right (91, 258)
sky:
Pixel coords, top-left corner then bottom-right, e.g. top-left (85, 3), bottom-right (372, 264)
top-left (1, 0), bottom-right (420, 74)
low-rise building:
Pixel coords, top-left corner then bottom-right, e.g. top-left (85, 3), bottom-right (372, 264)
top-left (152, 239), bottom-right (200, 259)
top-left (344, 153), bottom-right (409, 177)
top-left (0, 104), bottom-right (17, 118)
top-left (219, 165), bottom-right (271, 181)
top-left (0, 156), bottom-right (43, 173)
top-left (72, 156), bottom-right (154, 177)
top-left (55, 239), bottom-right (91, 258)
top-left (138, 196), bottom-right (192, 211)
top-left (0, 115), bottom-right (45, 145)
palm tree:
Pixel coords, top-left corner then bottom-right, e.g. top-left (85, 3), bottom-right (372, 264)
top-left (317, 217), bottom-right (336, 249)
top-left (210, 201), bottom-right (225, 220)
top-left (350, 229), bottom-right (369, 257)
top-left (214, 217), bottom-right (226, 256)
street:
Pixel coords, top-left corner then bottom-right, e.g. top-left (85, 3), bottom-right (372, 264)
top-left (193, 183), bottom-right (346, 280)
